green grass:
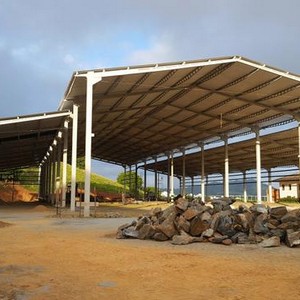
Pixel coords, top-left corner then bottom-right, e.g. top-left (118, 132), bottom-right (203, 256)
top-left (66, 165), bottom-right (124, 193)
top-left (16, 165), bottom-right (125, 194)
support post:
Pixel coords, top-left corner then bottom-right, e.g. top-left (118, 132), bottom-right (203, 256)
top-left (71, 104), bottom-right (78, 212)
top-left (62, 120), bottom-right (68, 208)
top-left (191, 177), bottom-right (194, 197)
top-left (224, 137), bottom-right (229, 198)
top-left (170, 152), bottom-right (174, 198)
top-left (243, 171), bottom-right (247, 203)
top-left (56, 140), bottom-right (61, 207)
top-left (267, 169), bottom-right (273, 203)
top-left (129, 165), bottom-right (132, 193)
top-left (255, 128), bottom-right (262, 204)
top-left (182, 149), bottom-right (186, 198)
top-left (154, 157), bottom-right (158, 199)
top-left (143, 160), bottom-right (147, 200)
top-left (84, 72), bottom-right (102, 217)
top-left (167, 153), bottom-right (170, 202)
top-left (135, 164), bottom-right (138, 199)
top-left (201, 143), bottom-right (205, 203)
top-left (298, 122), bottom-right (300, 200)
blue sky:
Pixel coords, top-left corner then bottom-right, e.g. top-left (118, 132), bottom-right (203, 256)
top-left (1, 0), bottom-right (300, 184)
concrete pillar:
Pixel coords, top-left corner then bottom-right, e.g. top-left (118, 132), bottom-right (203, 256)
top-left (201, 144), bottom-right (205, 203)
top-left (255, 129), bottom-right (262, 204)
top-left (135, 164), bottom-right (138, 199)
top-left (143, 160), bottom-right (147, 200)
top-left (167, 153), bottom-right (170, 202)
top-left (243, 171), bottom-right (247, 203)
top-left (298, 122), bottom-right (300, 199)
top-left (123, 166), bottom-right (127, 192)
top-left (267, 169), bottom-right (273, 203)
top-left (154, 157), bottom-right (158, 199)
top-left (182, 149), bottom-right (186, 198)
top-left (170, 152), bottom-right (174, 197)
top-left (71, 104), bottom-right (78, 212)
top-left (56, 139), bottom-right (61, 207)
top-left (62, 120), bottom-right (68, 208)
top-left (191, 177), bottom-right (194, 197)
top-left (129, 165), bottom-right (132, 193)
top-left (224, 137), bottom-right (229, 198)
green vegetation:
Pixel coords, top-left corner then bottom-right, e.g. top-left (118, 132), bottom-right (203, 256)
top-left (278, 196), bottom-right (299, 204)
top-left (6, 165), bottom-right (125, 194)
top-left (117, 171), bottom-right (143, 193)
top-left (67, 165), bottom-right (124, 193)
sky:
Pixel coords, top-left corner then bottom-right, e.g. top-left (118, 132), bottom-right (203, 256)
top-left (1, 0), bottom-right (300, 184)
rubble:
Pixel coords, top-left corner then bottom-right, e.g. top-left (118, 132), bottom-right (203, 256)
top-left (116, 197), bottom-right (300, 248)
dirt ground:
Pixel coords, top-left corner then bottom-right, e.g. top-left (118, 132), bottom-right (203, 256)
top-left (0, 202), bottom-right (300, 300)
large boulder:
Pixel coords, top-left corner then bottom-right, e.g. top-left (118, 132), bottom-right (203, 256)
top-left (286, 230), bottom-right (300, 247)
top-left (253, 213), bottom-right (269, 234)
top-left (270, 206), bottom-right (288, 220)
top-left (260, 236), bottom-right (281, 248)
top-left (190, 215), bottom-right (210, 236)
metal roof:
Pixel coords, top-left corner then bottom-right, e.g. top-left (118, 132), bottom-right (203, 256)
top-left (145, 127), bottom-right (299, 177)
top-left (59, 56), bottom-right (300, 166)
top-left (0, 111), bottom-right (71, 169)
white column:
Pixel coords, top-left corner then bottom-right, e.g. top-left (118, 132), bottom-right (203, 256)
top-left (71, 104), bottom-right (79, 212)
top-left (167, 153), bottom-right (170, 201)
top-left (143, 160), bottom-right (147, 200)
top-left (243, 171), bottom-right (247, 203)
top-left (255, 129), bottom-right (262, 204)
top-left (182, 149), bottom-right (186, 198)
top-left (84, 72), bottom-right (102, 217)
top-left (298, 122), bottom-right (300, 200)
top-left (191, 177), bottom-right (194, 197)
top-left (154, 157), bottom-right (158, 199)
top-left (51, 147), bottom-right (56, 204)
top-left (224, 137), bottom-right (229, 198)
top-left (62, 120), bottom-right (68, 208)
top-left (56, 140), bottom-right (61, 206)
top-left (38, 166), bottom-right (42, 200)
top-left (201, 144), bottom-right (205, 203)
top-left (170, 152), bottom-right (174, 197)
top-left (84, 74), bottom-right (94, 217)
top-left (267, 169), bottom-right (273, 203)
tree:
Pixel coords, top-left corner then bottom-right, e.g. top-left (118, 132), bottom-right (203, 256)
top-left (117, 171), bottom-right (143, 193)
top-left (77, 157), bottom-right (85, 169)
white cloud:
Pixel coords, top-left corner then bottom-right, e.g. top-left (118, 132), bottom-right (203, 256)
top-left (127, 35), bottom-right (176, 65)
top-left (11, 44), bottom-right (40, 60)
top-left (63, 54), bottom-right (75, 65)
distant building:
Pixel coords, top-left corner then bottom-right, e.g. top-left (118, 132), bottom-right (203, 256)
top-left (275, 175), bottom-right (300, 200)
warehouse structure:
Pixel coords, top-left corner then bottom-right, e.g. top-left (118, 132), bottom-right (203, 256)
top-left (1, 56), bottom-right (300, 216)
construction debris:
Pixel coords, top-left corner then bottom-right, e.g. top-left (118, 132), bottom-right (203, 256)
top-left (116, 197), bottom-right (300, 248)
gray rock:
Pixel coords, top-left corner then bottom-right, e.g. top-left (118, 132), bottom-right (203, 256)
top-left (159, 205), bottom-right (177, 223)
top-left (182, 208), bottom-right (200, 220)
top-left (151, 207), bottom-right (162, 217)
top-left (157, 215), bottom-right (178, 238)
top-left (135, 216), bottom-right (151, 230)
top-left (270, 229), bottom-right (286, 241)
top-left (250, 204), bottom-right (269, 215)
top-left (270, 206), bottom-right (288, 220)
top-left (138, 224), bottom-right (156, 240)
top-left (286, 230), bottom-right (300, 247)
top-left (176, 215), bottom-right (190, 233)
top-left (217, 214), bottom-right (237, 237)
top-left (222, 238), bottom-right (233, 246)
top-left (236, 213), bottom-right (250, 232)
top-left (201, 228), bottom-right (214, 238)
top-left (171, 231), bottom-right (196, 245)
top-left (281, 209), bottom-right (300, 223)
top-left (123, 227), bottom-right (139, 238)
top-left (152, 232), bottom-right (169, 241)
top-left (260, 236), bottom-right (281, 248)
top-left (175, 198), bottom-right (189, 212)
top-left (190, 215), bottom-right (210, 236)
top-left (253, 213), bottom-right (269, 234)
top-left (201, 211), bottom-right (212, 223)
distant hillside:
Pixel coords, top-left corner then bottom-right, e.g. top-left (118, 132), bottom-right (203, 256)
top-left (4, 165), bottom-right (124, 195)
top-left (174, 180), bottom-right (268, 196)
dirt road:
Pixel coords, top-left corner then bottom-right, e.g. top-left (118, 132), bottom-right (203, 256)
top-left (0, 204), bottom-right (300, 300)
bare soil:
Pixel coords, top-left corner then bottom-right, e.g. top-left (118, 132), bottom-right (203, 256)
top-left (0, 202), bottom-right (300, 300)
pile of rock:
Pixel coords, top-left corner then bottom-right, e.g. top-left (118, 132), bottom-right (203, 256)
top-left (116, 198), bottom-right (300, 248)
